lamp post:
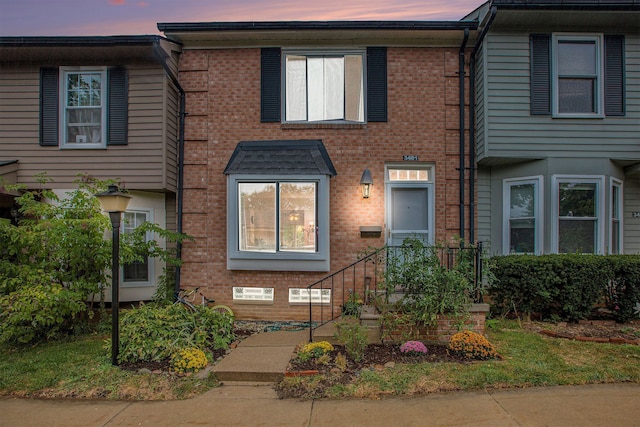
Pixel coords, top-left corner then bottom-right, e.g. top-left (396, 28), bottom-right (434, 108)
top-left (95, 185), bottom-right (131, 365)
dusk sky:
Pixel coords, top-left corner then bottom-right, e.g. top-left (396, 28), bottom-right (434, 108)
top-left (0, 0), bottom-right (484, 37)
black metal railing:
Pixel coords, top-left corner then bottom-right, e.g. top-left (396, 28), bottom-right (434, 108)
top-left (306, 242), bottom-right (484, 342)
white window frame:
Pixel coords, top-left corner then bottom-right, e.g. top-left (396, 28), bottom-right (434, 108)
top-left (227, 174), bottom-right (330, 271)
top-left (282, 49), bottom-right (366, 124)
top-left (503, 176), bottom-right (543, 255)
top-left (121, 209), bottom-right (154, 287)
top-left (59, 66), bottom-right (108, 149)
top-left (551, 33), bottom-right (604, 118)
top-left (551, 175), bottom-right (605, 254)
top-left (610, 178), bottom-right (623, 254)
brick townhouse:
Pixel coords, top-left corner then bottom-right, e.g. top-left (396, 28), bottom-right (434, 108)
top-left (158, 21), bottom-right (479, 320)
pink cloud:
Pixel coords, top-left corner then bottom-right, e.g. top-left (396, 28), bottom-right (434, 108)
top-left (137, 1), bottom-right (149, 6)
top-left (108, 0), bottom-right (126, 5)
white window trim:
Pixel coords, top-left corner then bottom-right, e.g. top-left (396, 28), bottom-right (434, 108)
top-left (281, 49), bottom-right (367, 124)
top-left (59, 66), bottom-right (108, 149)
top-left (502, 176), bottom-right (544, 255)
top-left (610, 178), bottom-right (623, 254)
top-left (551, 175), bottom-right (605, 254)
top-left (121, 209), bottom-right (154, 287)
top-left (551, 33), bottom-right (604, 119)
top-left (227, 174), bottom-right (330, 271)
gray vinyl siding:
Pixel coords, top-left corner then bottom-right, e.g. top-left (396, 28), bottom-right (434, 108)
top-left (624, 179), bottom-right (640, 254)
top-left (478, 32), bottom-right (640, 163)
top-left (474, 43), bottom-right (486, 160)
top-left (476, 167), bottom-right (492, 251)
top-left (0, 63), bottom-right (178, 192)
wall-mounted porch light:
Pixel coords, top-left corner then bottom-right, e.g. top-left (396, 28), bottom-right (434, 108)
top-left (360, 169), bottom-right (373, 198)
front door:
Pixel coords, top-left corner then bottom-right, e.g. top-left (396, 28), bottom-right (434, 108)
top-left (385, 165), bottom-right (434, 246)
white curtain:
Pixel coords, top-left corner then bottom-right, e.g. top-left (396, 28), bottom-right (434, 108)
top-left (285, 56), bottom-right (307, 121)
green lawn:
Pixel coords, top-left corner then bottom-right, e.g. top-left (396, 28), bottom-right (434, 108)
top-left (0, 334), bottom-right (218, 400)
top-left (282, 320), bottom-right (640, 399)
top-left (2, 320), bottom-right (639, 400)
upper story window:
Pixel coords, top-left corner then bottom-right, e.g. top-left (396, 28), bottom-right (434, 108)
top-left (260, 47), bottom-right (387, 124)
top-left (530, 34), bottom-right (624, 117)
top-left (284, 51), bottom-right (364, 123)
top-left (60, 68), bottom-right (107, 148)
top-left (40, 66), bottom-right (128, 148)
top-left (553, 35), bottom-right (603, 117)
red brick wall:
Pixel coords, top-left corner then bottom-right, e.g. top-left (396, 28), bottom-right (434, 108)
top-left (179, 47), bottom-right (472, 321)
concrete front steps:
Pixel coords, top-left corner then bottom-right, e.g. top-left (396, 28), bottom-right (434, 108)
top-left (213, 310), bottom-right (383, 383)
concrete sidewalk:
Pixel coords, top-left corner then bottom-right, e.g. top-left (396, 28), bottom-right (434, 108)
top-left (1, 383), bottom-right (639, 426)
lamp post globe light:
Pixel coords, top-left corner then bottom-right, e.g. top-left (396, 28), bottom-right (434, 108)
top-left (95, 185), bottom-right (131, 365)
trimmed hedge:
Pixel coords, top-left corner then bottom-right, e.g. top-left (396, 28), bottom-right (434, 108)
top-left (489, 254), bottom-right (640, 322)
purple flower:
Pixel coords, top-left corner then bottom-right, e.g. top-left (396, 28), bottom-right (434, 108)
top-left (400, 340), bottom-right (428, 354)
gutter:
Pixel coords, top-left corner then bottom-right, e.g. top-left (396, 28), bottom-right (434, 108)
top-left (459, 28), bottom-right (469, 241)
top-left (468, 6), bottom-right (497, 244)
top-left (152, 43), bottom-right (187, 296)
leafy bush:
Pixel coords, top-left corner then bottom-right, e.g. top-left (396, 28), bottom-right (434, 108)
top-left (490, 254), bottom-right (640, 322)
top-left (448, 330), bottom-right (499, 360)
top-left (0, 284), bottom-right (88, 344)
top-left (170, 347), bottom-right (208, 374)
top-left (297, 341), bottom-right (334, 362)
top-left (115, 303), bottom-right (234, 363)
top-left (608, 256), bottom-right (640, 322)
top-left (384, 238), bottom-right (476, 326)
top-left (0, 174), bottom-right (190, 344)
top-left (334, 320), bottom-right (368, 362)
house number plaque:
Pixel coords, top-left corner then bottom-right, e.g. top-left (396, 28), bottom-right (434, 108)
top-left (403, 155), bottom-right (419, 161)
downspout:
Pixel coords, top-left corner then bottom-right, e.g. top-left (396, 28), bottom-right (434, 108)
top-left (469, 6), bottom-right (497, 244)
top-left (459, 28), bottom-right (469, 242)
top-left (153, 42), bottom-right (186, 296)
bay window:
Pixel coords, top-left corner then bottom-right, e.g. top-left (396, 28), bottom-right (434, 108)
top-left (504, 177), bottom-right (542, 254)
top-left (552, 176), bottom-right (604, 254)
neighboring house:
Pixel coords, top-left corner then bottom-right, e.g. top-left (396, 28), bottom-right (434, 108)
top-left (157, 21), bottom-right (479, 320)
top-left (467, 0), bottom-right (640, 256)
top-left (0, 36), bottom-right (183, 301)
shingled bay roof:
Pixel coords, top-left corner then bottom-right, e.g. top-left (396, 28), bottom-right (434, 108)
top-left (223, 140), bottom-right (337, 176)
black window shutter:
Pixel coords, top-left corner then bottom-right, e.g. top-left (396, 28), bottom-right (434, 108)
top-left (530, 34), bottom-right (551, 115)
top-left (40, 67), bottom-right (59, 146)
top-left (367, 47), bottom-right (387, 122)
top-left (107, 67), bottom-right (128, 145)
top-left (261, 48), bottom-right (281, 122)
top-left (604, 35), bottom-right (625, 116)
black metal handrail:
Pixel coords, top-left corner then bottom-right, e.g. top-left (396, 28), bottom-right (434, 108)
top-left (306, 242), bottom-right (484, 342)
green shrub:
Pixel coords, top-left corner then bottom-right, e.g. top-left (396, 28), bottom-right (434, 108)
top-left (609, 256), bottom-right (640, 322)
top-left (334, 320), bottom-right (368, 362)
top-left (0, 284), bottom-right (87, 344)
top-left (490, 254), bottom-right (640, 322)
top-left (384, 239), bottom-right (475, 326)
top-left (115, 303), bottom-right (234, 363)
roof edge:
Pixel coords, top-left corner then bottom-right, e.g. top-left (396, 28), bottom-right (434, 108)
top-left (158, 20), bottom-right (479, 33)
top-left (0, 35), bottom-right (176, 47)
